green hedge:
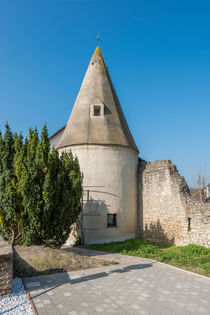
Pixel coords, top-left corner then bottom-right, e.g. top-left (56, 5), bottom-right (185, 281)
top-left (0, 123), bottom-right (83, 247)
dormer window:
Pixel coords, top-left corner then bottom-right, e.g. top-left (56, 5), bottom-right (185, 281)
top-left (90, 102), bottom-right (104, 117)
top-left (93, 106), bottom-right (101, 116)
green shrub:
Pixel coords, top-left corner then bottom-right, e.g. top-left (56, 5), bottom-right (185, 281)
top-left (0, 123), bottom-right (83, 247)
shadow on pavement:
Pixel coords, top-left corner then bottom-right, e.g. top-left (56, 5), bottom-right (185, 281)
top-left (25, 262), bottom-right (153, 299)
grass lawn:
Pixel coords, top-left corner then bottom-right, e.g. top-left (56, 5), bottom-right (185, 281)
top-left (13, 245), bottom-right (112, 278)
top-left (85, 239), bottom-right (210, 277)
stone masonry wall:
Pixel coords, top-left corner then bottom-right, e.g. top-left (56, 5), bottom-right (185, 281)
top-left (0, 237), bottom-right (13, 295)
top-left (138, 159), bottom-right (210, 247)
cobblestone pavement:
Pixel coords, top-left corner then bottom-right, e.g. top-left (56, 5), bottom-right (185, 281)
top-left (24, 249), bottom-right (210, 315)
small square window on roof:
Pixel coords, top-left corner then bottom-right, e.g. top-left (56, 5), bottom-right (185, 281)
top-left (90, 102), bottom-right (104, 117)
top-left (93, 106), bottom-right (101, 116)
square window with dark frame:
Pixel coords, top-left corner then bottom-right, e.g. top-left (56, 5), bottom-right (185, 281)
top-left (93, 106), bottom-right (101, 116)
top-left (107, 214), bottom-right (117, 227)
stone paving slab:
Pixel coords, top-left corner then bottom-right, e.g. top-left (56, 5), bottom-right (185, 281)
top-left (24, 250), bottom-right (210, 315)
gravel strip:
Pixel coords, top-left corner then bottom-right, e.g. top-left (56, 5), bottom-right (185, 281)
top-left (0, 278), bottom-right (33, 315)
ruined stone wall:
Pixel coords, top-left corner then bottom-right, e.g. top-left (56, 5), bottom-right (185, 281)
top-left (138, 159), bottom-right (210, 247)
top-left (0, 237), bottom-right (13, 295)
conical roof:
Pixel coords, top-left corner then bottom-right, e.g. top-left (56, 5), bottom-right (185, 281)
top-left (58, 46), bottom-right (139, 153)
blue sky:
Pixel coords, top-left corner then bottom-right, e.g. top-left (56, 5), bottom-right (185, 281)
top-left (0, 0), bottom-right (210, 186)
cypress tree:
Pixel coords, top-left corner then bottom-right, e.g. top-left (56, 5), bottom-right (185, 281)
top-left (0, 124), bottom-right (18, 242)
top-left (42, 150), bottom-right (82, 247)
top-left (18, 128), bottom-right (43, 244)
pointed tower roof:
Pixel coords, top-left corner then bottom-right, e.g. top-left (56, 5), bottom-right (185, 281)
top-left (58, 46), bottom-right (139, 153)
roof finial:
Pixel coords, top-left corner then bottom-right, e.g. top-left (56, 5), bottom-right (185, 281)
top-left (96, 33), bottom-right (101, 47)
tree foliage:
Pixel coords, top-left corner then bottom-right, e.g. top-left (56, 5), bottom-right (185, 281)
top-left (0, 123), bottom-right (82, 247)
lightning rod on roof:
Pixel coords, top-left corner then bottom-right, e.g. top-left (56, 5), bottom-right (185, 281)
top-left (96, 33), bottom-right (101, 46)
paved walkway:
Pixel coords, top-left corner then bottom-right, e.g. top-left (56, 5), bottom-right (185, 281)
top-left (24, 248), bottom-right (210, 315)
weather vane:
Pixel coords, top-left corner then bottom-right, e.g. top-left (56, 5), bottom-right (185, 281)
top-left (96, 33), bottom-right (101, 46)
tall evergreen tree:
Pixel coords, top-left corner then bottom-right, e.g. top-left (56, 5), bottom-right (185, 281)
top-left (42, 150), bottom-right (82, 246)
top-left (0, 124), bottom-right (18, 242)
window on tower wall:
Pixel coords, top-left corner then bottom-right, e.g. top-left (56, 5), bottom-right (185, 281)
top-left (93, 106), bottom-right (101, 116)
top-left (107, 214), bottom-right (117, 227)
top-left (90, 103), bottom-right (104, 117)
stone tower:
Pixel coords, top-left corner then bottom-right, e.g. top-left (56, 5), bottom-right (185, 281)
top-left (58, 46), bottom-right (139, 244)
